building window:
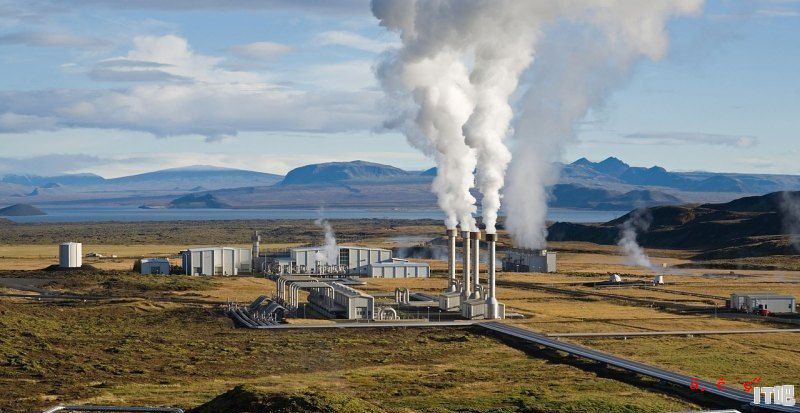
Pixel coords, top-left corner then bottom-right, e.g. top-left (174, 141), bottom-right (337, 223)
top-left (339, 248), bottom-right (349, 267)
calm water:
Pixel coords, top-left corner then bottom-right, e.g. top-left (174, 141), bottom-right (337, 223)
top-left (6, 207), bottom-right (626, 224)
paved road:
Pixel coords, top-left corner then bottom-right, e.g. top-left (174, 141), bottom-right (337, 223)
top-left (479, 322), bottom-right (800, 413)
top-left (548, 328), bottom-right (800, 338)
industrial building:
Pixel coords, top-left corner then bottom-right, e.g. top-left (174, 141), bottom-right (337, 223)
top-left (366, 259), bottom-right (429, 278)
top-left (279, 245), bottom-right (429, 278)
top-left (502, 248), bottom-right (557, 273)
top-left (729, 293), bottom-right (796, 314)
top-left (180, 246), bottom-right (252, 276)
top-left (59, 242), bottom-right (82, 268)
top-left (276, 275), bottom-right (374, 320)
top-left (140, 258), bottom-right (170, 275)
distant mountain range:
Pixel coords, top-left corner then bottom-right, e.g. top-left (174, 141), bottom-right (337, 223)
top-left (547, 191), bottom-right (800, 259)
top-left (3, 158), bottom-right (800, 211)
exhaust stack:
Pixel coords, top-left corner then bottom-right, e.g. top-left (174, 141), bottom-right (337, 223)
top-left (485, 233), bottom-right (500, 319)
top-left (461, 230), bottom-right (472, 299)
top-left (470, 231), bottom-right (481, 299)
top-left (446, 229), bottom-right (458, 292)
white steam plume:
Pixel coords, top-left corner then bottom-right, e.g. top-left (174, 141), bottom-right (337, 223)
top-left (617, 208), bottom-right (654, 269)
top-left (504, 1), bottom-right (702, 248)
top-left (373, 1), bottom-right (701, 239)
top-left (314, 217), bottom-right (338, 265)
top-left (780, 191), bottom-right (800, 252)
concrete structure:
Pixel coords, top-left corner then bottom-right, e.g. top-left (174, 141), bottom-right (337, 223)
top-left (140, 258), bottom-right (170, 275)
top-left (276, 275), bottom-right (374, 320)
top-left (729, 293), bottom-right (796, 314)
top-left (181, 246), bottom-right (252, 276)
top-left (439, 291), bottom-right (461, 311)
top-left (460, 298), bottom-right (486, 319)
top-left (366, 259), bottom-right (429, 278)
top-left (59, 242), bottom-right (82, 268)
top-left (285, 245), bottom-right (428, 278)
top-left (502, 248), bottom-right (557, 273)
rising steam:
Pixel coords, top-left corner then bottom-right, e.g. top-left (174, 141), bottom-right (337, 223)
top-left (780, 191), bottom-right (800, 252)
top-left (314, 217), bottom-right (338, 265)
top-left (373, 0), bottom-right (702, 243)
top-left (617, 208), bottom-right (654, 269)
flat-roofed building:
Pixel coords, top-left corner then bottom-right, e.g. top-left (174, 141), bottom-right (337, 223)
top-left (502, 248), bottom-right (557, 273)
top-left (287, 245), bottom-right (427, 278)
top-left (140, 258), bottom-right (170, 275)
top-left (366, 259), bottom-right (429, 278)
top-left (729, 293), bottom-right (796, 314)
top-left (181, 246), bottom-right (252, 276)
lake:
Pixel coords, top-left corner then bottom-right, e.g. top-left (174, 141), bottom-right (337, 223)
top-left (5, 207), bottom-right (628, 224)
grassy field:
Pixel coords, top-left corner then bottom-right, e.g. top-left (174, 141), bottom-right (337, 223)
top-left (0, 297), bottom-right (699, 412)
top-left (1, 219), bottom-right (799, 412)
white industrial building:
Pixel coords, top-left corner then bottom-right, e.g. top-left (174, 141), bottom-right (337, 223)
top-left (366, 259), bottom-right (430, 278)
top-left (59, 242), bottom-right (82, 268)
top-left (502, 248), bottom-right (557, 273)
top-left (729, 293), bottom-right (796, 314)
top-left (140, 258), bottom-right (170, 275)
top-left (181, 246), bottom-right (252, 276)
top-left (285, 245), bottom-right (428, 278)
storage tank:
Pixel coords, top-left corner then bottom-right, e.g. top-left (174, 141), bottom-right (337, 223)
top-left (609, 273), bottom-right (622, 283)
top-left (653, 275), bottom-right (664, 285)
top-left (59, 242), bottom-right (82, 268)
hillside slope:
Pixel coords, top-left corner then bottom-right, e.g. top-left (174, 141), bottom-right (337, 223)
top-left (547, 191), bottom-right (800, 259)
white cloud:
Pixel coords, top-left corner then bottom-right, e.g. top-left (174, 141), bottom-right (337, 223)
top-left (0, 31), bottom-right (108, 49)
top-left (0, 34), bottom-right (381, 140)
top-left (0, 112), bottom-right (58, 133)
top-left (315, 30), bottom-right (397, 53)
top-left (624, 132), bottom-right (759, 147)
top-left (228, 41), bottom-right (292, 62)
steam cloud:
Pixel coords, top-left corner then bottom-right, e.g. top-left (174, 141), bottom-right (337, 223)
top-left (780, 192), bottom-right (800, 252)
top-left (617, 208), bottom-right (654, 269)
top-left (314, 217), bottom-right (338, 265)
top-left (373, 0), bottom-right (701, 242)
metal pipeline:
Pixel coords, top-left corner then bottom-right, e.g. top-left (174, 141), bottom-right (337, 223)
top-left (461, 230), bottom-right (471, 299)
top-left (485, 233), bottom-right (499, 319)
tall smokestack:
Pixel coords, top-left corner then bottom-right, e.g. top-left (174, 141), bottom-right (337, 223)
top-left (446, 228), bottom-right (458, 292)
top-left (470, 231), bottom-right (480, 299)
top-left (461, 230), bottom-right (472, 299)
top-left (485, 233), bottom-right (499, 319)
top-left (252, 231), bottom-right (261, 273)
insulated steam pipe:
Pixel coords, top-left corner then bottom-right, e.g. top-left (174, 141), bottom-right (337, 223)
top-left (447, 229), bottom-right (458, 292)
top-left (485, 233), bottom-right (499, 319)
top-left (470, 231), bottom-right (481, 299)
top-left (461, 230), bottom-right (471, 299)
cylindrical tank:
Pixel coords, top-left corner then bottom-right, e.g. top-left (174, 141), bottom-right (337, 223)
top-left (485, 233), bottom-right (500, 319)
top-left (653, 275), bottom-right (664, 285)
top-left (59, 242), bottom-right (82, 268)
top-left (470, 231), bottom-right (480, 299)
top-left (446, 229), bottom-right (458, 292)
top-left (610, 273), bottom-right (622, 283)
top-left (461, 230), bottom-right (471, 299)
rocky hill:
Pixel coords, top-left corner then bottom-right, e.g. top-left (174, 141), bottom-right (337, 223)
top-left (0, 203), bottom-right (46, 216)
top-left (279, 160), bottom-right (411, 185)
top-left (547, 191), bottom-right (800, 259)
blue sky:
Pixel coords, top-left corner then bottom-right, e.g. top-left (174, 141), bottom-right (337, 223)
top-left (0, 0), bottom-right (798, 178)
